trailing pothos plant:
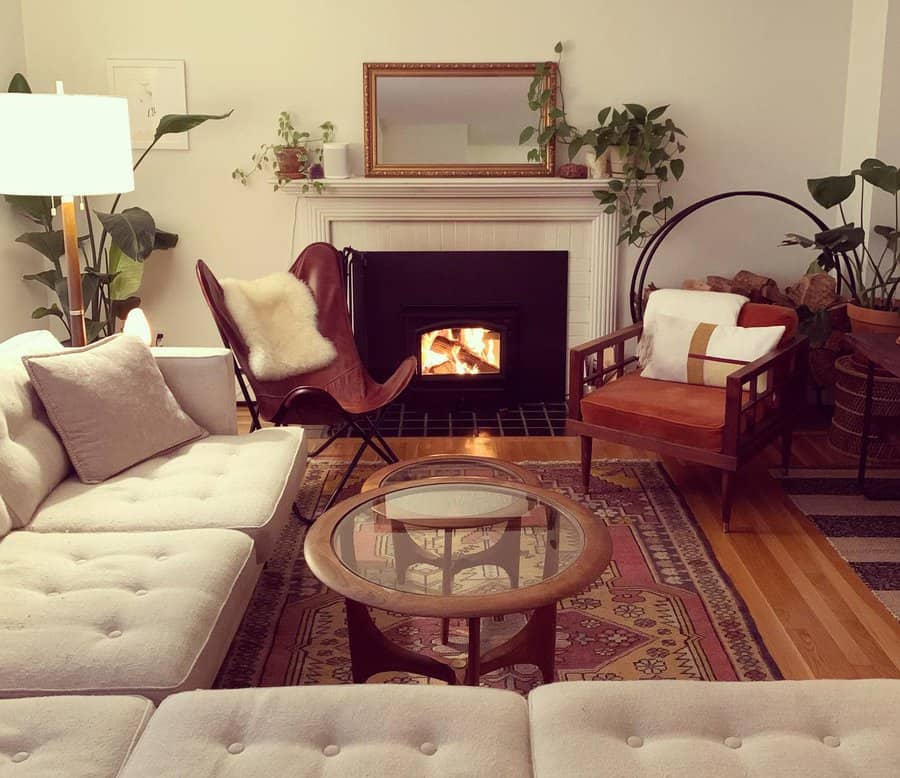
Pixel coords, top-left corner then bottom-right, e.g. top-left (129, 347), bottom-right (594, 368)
top-left (519, 43), bottom-right (687, 246)
top-left (781, 159), bottom-right (900, 310)
top-left (3, 73), bottom-right (231, 343)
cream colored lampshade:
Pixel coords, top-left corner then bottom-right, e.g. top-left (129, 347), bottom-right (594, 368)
top-left (0, 92), bottom-right (134, 196)
top-left (123, 308), bottom-right (153, 346)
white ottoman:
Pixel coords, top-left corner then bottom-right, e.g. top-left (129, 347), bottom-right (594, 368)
top-left (120, 685), bottom-right (532, 778)
top-left (528, 679), bottom-right (900, 777)
top-left (0, 695), bottom-right (153, 777)
top-left (0, 528), bottom-right (257, 703)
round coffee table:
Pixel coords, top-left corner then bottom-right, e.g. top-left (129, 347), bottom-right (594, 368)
top-left (304, 477), bottom-right (612, 686)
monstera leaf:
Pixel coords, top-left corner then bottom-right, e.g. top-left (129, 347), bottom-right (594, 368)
top-left (95, 208), bottom-right (156, 261)
top-left (807, 175), bottom-right (856, 209)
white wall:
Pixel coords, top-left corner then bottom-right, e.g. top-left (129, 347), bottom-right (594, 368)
top-left (18, 0), bottom-right (853, 343)
top-left (872, 0), bottom-right (900, 233)
top-left (0, 0), bottom-right (45, 340)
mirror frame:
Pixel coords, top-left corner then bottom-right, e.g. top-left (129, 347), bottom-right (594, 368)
top-left (363, 62), bottom-right (557, 178)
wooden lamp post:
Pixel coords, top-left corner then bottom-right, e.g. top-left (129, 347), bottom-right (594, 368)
top-left (0, 84), bottom-right (134, 346)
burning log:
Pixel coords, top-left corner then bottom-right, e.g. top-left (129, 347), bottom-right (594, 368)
top-left (429, 335), bottom-right (498, 374)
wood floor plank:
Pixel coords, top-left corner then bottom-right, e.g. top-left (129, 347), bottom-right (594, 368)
top-left (237, 408), bottom-right (900, 678)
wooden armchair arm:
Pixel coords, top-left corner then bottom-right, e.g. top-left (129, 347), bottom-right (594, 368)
top-left (723, 335), bottom-right (809, 455)
top-left (568, 323), bottom-right (644, 420)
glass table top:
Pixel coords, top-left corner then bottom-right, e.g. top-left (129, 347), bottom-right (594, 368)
top-left (379, 457), bottom-right (532, 485)
top-left (331, 481), bottom-right (585, 597)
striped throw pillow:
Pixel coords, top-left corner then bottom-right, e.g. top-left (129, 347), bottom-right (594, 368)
top-left (641, 314), bottom-right (785, 388)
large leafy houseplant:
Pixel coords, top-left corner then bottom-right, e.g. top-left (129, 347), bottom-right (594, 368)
top-left (232, 111), bottom-right (334, 192)
top-left (3, 73), bottom-right (231, 343)
top-left (519, 43), bottom-right (686, 247)
top-left (782, 158), bottom-right (900, 327)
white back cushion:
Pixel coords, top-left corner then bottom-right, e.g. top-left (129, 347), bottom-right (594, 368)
top-left (0, 330), bottom-right (70, 528)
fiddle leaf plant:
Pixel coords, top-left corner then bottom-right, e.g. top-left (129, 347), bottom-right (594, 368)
top-left (519, 43), bottom-right (687, 247)
top-left (2, 72), bottom-right (232, 342)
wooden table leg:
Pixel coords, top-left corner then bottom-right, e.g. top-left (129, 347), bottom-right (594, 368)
top-left (858, 359), bottom-right (875, 491)
top-left (441, 528), bottom-right (453, 643)
top-left (344, 598), bottom-right (457, 685)
top-left (478, 603), bottom-right (558, 685)
top-left (464, 616), bottom-right (482, 686)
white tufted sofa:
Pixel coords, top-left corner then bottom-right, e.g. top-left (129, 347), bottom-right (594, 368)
top-left (0, 331), bottom-right (307, 704)
top-left (3, 680), bottom-right (899, 777)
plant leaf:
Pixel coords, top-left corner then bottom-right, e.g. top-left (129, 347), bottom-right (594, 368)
top-left (85, 319), bottom-right (107, 343)
top-left (153, 111), bottom-right (233, 141)
top-left (519, 126), bottom-right (535, 145)
top-left (7, 73), bottom-right (30, 93)
top-left (623, 103), bottom-right (647, 121)
top-left (108, 244), bottom-right (145, 300)
top-left (858, 162), bottom-right (900, 194)
top-left (4, 195), bottom-right (53, 228)
top-left (670, 158), bottom-right (684, 180)
top-left (647, 105), bottom-right (669, 121)
top-left (111, 296), bottom-right (142, 321)
top-left (554, 41), bottom-right (563, 53)
top-left (22, 269), bottom-right (60, 291)
top-left (597, 107), bottom-right (611, 126)
top-left (567, 137), bottom-right (585, 160)
top-left (874, 224), bottom-right (900, 250)
top-left (31, 304), bottom-right (64, 321)
top-left (153, 229), bottom-right (178, 250)
top-left (95, 207), bottom-right (156, 261)
top-left (807, 174), bottom-right (855, 208)
top-left (16, 231), bottom-right (65, 264)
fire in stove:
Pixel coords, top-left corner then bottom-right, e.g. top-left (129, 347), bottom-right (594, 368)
top-left (420, 327), bottom-right (501, 376)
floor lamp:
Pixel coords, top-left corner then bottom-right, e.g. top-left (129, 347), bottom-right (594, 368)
top-left (0, 84), bottom-right (134, 346)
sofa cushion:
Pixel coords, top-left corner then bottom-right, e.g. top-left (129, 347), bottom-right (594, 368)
top-left (0, 695), bottom-right (154, 777)
top-left (28, 428), bottom-right (307, 562)
top-left (528, 679), bottom-right (900, 778)
top-left (581, 371), bottom-right (729, 450)
top-left (120, 685), bottom-right (531, 778)
top-left (0, 330), bottom-right (69, 531)
top-left (23, 334), bottom-right (207, 483)
top-left (0, 528), bottom-right (257, 704)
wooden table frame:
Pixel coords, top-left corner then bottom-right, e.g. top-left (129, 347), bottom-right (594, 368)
top-left (304, 477), bottom-right (612, 686)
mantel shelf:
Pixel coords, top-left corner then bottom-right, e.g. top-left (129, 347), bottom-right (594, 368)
top-left (280, 176), bottom-right (613, 199)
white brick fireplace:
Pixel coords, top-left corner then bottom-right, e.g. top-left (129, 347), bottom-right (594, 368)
top-left (285, 177), bottom-right (619, 348)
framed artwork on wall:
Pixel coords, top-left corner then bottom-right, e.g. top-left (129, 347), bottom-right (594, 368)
top-left (107, 59), bottom-right (188, 150)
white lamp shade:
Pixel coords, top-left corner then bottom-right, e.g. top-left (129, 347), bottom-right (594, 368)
top-left (0, 92), bottom-right (135, 196)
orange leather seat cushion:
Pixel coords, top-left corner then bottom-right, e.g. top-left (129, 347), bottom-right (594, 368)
top-left (581, 372), bottom-right (728, 450)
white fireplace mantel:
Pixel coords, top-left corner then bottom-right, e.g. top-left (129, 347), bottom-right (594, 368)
top-left (284, 176), bottom-right (619, 342)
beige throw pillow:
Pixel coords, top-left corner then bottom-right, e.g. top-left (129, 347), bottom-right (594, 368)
top-left (642, 314), bottom-right (785, 388)
top-left (22, 334), bottom-right (207, 483)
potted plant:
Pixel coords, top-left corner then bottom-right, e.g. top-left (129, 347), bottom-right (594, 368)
top-left (519, 44), bottom-right (686, 247)
top-left (782, 159), bottom-right (900, 335)
top-left (232, 112), bottom-right (334, 192)
top-left (3, 73), bottom-right (231, 343)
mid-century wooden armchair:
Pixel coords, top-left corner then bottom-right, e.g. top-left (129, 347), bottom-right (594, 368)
top-left (567, 304), bottom-right (807, 531)
top-left (566, 191), bottom-right (835, 532)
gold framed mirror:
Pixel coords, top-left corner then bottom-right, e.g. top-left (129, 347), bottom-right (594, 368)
top-left (364, 62), bottom-right (557, 177)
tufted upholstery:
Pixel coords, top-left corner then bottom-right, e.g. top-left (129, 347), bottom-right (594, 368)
top-left (0, 528), bottom-right (258, 704)
top-left (0, 695), bottom-right (154, 776)
top-left (120, 685), bottom-right (532, 778)
top-left (28, 428), bottom-right (307, 562)
top-left (528, 679), bottom-right (900, 777)
top-left (0, 330), bottom-right (69, 533)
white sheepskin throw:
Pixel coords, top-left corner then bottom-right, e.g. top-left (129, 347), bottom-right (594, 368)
top-left (221, 272), bottom-right (337, 380)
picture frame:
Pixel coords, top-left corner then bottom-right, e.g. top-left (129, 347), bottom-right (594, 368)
top-left (107, 59), bottom-right (188, 150)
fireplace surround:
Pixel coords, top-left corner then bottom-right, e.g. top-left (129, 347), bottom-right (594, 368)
top-left (351, 250), bottom-right (567, 409)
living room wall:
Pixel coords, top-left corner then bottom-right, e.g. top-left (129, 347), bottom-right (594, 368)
top-left (0, 0), bottom-right (44, 340)
top-left (17, 0), bottom-right (854, 345)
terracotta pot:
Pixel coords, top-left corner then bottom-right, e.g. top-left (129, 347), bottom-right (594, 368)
top-left (275, 147), bottom-right (307, 180)
top-left (846, 302), bottom-right (900, 336)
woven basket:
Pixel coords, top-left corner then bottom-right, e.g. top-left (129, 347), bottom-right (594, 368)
top-left (829, 355), bottom-right (900, 462)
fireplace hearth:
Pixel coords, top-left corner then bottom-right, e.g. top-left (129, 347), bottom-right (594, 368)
top-left (351, 250), bottom-right (568, 410)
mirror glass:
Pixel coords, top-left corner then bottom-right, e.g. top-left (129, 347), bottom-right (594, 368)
top-left (364, 63), bottom-right (556, 177)
top-left (376, 76), bottom-right (538, 165)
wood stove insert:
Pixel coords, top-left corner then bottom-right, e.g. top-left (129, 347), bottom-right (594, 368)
top-left (350, 250), bottom-right (568, 409)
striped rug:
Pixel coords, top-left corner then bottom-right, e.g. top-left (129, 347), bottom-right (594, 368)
top-left (774, 468), bottom-right (900, 619)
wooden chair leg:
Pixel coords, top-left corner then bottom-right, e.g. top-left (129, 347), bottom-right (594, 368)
top-left (580, 436), bottom-right (592, 495)
top-left (781, 428), bottom-right (793, 475)
top-left (721, 470), bottom-right (735, 533)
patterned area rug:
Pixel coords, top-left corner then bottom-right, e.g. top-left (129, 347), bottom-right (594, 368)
top-left (774, 468), bottom-right (900, 619)
top-left (215, 459), bottom-right (780, 692)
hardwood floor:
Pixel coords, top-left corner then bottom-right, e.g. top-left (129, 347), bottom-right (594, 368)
top-left (239, 409), bottom-right (900, 679)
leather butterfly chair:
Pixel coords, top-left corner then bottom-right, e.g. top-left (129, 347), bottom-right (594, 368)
top-left (197, 242), bottom-right (417, 513)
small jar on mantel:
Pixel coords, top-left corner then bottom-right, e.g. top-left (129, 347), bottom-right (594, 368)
top-left (584, 148), bottom-right (610, 179)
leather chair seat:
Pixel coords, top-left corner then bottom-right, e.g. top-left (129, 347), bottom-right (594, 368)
top-left (581, 372), bottom-right (731, 451)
